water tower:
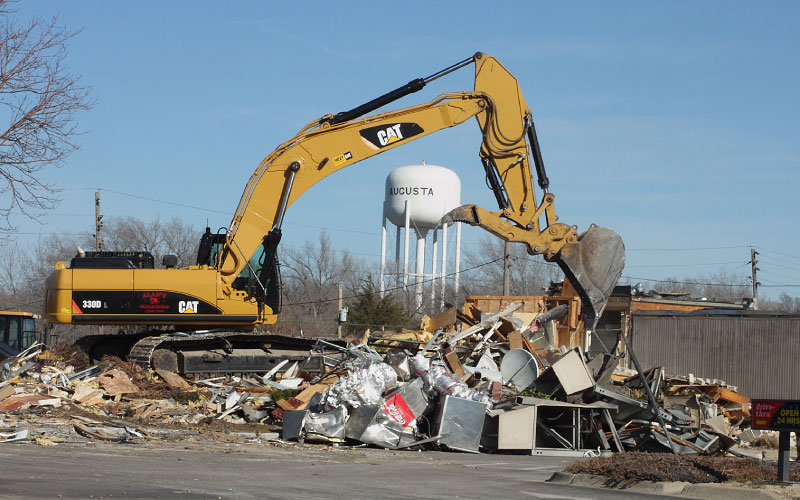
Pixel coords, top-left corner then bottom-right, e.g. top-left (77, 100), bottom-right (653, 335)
top-left (380, 163), bottom-right (462, 310)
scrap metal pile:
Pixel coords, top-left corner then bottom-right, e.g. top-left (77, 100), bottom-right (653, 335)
top-left (279, 301), bottom-right (756, 456)
top-left (0, 301), bottom-right (758, 456)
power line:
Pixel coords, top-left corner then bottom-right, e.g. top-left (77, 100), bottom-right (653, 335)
top-left (627, 245), bottom-right (751, 251)
top-left (757, 255), bottom-right (800, 268)
top-left (625, 261), bottom-right (746, 268)
top-left (281, 242), bottom-right (380, 258)
top-left (517, 255), bottom-right (762, 289)
top-left (281, 257), bottom-right (503, 308)
top-left (759, 261), bottom-right (800, 274)
top-left (103, 189), bottom-right (382, 237)
top-left (102, 189), bottom-right (232, 216)
top-left (754, 246), bottom-right (800, 262)
top-left (757, 269), bottom-right (800, 284)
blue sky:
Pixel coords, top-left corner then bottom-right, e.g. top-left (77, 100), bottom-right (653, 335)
top-left (6, 1), bottom-right (800, 300)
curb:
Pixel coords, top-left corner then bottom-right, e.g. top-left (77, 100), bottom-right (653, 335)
top-left (546, 472), bottom-right (784, 499)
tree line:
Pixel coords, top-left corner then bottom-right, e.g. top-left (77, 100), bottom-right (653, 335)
top-left (1, 216), bottom-right (797, 343)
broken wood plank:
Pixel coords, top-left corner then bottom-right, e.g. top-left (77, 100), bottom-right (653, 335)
top-left (427, 307), bottom-right (458, 332)
top-left (99, 369), bottom-right (140, 396)
top-left (71, 385), bottom-right (105, 405)
top-left (73, 422), bottom-right (120, 442)
top-left (442, 345), bottom-right (466, 378)
top-left (295, 384), bottom-right (329, 403)
top-left (449, 302), bottom-right (523, 344)
top-left (508, 330), bottom-right (523, 350)
top-left (0, 385), bottom-right (16, 402)
top-left (521, 337), bottom-right (546, 369)
top-left (0, 394), bottom-right (54, 411)
top-left (155, 369), bottom-right (193, 390)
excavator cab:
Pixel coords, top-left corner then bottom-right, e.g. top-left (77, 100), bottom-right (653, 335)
top-left (196, 227), bottom-right (281, 315)
top-left (0, 312), bottom-right (38, 358)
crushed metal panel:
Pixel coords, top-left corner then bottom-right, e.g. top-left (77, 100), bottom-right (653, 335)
top-left (344, 405), bottom-right (406, 448)
top-left (433, 395), bottom-right (488, 453)
top-left (304, 406), bottom-right (346, 442)
top-left (551, 348), bottom-right (595, 395)
top-left (282, 410), bottom-right (308, 440)
top-left (500, 348), bottom-right (540, 390)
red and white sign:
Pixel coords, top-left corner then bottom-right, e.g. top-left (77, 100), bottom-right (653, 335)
top-left (383, 394), bottom-right (415, 426)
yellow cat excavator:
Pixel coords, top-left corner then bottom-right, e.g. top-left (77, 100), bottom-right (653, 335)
top-left (44, 52), bottom-right (625, 374)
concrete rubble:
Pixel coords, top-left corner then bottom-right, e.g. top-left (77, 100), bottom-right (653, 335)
top-left (0, 301), bottom-right (760, 458)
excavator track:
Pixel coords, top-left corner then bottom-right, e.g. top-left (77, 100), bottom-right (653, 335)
top-left (126, 331), bottom-right (337, 377)
top-left (127, 333), bottom-right (238, 371)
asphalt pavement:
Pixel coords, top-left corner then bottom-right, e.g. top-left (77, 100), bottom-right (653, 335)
top-left (0, 441), bottom-right (687, 500)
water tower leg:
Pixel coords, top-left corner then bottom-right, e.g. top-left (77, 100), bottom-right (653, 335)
top-left (455, 222), bottom-right (462, 301)
top-left (431, 229), bottom-right (438, 307)
top-left (441, 223), bottom-right (448, 309)
top-left (395, 225), bottom-right (401, 291)
top-left (415, 229), bottom-right (425, 311)
top-left (380, 216), bottom-right (387, 298)
top-left (403, 200), bottom-right (411, 291)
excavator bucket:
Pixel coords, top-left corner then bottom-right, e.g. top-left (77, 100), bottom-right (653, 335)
top-left (441, 205), bottom-right (625, 328)
top-left (550, 226), bottom-right (625, 329)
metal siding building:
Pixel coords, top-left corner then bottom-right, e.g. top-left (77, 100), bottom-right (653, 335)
top-left (630, 312), bottom-right (800, 399)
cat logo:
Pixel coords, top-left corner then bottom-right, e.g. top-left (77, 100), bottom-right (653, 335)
top-left (178, 300), bottom-right (200, 314)
top-left (359, 122), bottom-right (424, 150)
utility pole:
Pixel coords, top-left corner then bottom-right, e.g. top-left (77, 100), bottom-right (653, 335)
top-left (502, 241), bottom-right (511, 296)
top-left (337, 283), bottom-right (343, 339)
top-left (96, 190), bottom-right (104, 335)
top-left (750, 247), bottom-right (760, 310)
top-left (95, 190), bottom-right (103, 251)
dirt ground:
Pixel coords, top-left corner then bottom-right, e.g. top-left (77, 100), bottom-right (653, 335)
top-left (566, 451), bottom-right (800, 499)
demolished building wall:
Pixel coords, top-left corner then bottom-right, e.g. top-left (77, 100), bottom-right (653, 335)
top-left (631, 311), bottom-right (800, 399)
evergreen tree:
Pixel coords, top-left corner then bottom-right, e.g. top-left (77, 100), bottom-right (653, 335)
top-left (347, 281), bottom-right (411, 333)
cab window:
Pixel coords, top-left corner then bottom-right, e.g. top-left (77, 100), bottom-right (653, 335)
top-left (5, 317), bottom-right (20, 350)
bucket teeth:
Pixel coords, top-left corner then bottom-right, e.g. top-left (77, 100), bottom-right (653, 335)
top-left (442, 205), bottom-right (479, 225)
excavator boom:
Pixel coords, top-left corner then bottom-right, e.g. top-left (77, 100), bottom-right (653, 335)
top-left (46, 51), bottom-right (624, 338)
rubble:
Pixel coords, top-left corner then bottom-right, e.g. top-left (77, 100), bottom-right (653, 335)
top-left (0, 299), bottom-right (760, 460)
top-left (276, 300), bottom-right (757, 457)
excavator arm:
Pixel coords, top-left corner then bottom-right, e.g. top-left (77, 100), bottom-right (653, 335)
top-left (219, 52), bottom-right (624, 326)
top-left (45, 52), bottom-right (624, 332)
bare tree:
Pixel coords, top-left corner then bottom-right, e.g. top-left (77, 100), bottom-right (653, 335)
top-left (0, 231), bottom-right (87, 311)
top-left (774, 292), bottom-right (800, 314)
top-left (101, 216), bottom-right (199, 266)
top-left (651, 276), bottom-right (701, 296)
top-left (0, 2), bottom-right (93, 229)
top-left (461, 236), bottom-right (562, 298)
top-left (648, 267), bottom-right (751, 302)
top-left (276, 232), bottom-right (372, 337)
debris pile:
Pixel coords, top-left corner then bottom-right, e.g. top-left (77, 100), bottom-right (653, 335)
top-left (0, 342), bottom-right (287, 445)
top-left (280, 301), bottom-right (755, 456)
top-left (0, 300), bottom-right (757, 457)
